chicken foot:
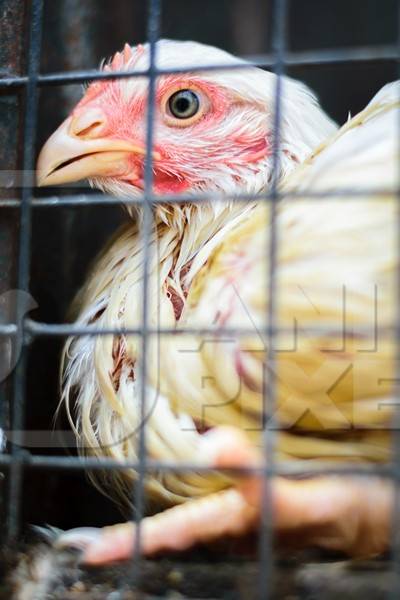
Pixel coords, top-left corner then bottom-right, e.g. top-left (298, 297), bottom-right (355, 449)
top-left (56, 427), bottom-right (393, 564)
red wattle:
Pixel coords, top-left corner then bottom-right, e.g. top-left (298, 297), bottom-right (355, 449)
top-left (154, 170), bottom-right (190, 195)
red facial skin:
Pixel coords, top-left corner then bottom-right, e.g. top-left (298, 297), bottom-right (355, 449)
top-left (70, 74), bottom-right (270, 195)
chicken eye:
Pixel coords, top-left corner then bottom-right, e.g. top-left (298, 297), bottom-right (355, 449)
top-left (168, 90), bottom-right (200, 119)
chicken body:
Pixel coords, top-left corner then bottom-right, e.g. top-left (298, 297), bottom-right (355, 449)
top-left (158, 80), bottom-right (398, 465)
top-left (55, 80), bottom-right (400, 564)
top-left (37, 40), bottom-right (336, 508)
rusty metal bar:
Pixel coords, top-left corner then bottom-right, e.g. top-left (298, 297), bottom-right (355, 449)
top-left (0, 44), bottom-right (399, 89)
top-left (0, 0), bottom-right (26, 536)
top-left (7, 0), bottom-right (44, 540)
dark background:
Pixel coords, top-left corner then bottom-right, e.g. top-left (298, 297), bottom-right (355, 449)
top-left (0, 0), bottom-right (398, 533)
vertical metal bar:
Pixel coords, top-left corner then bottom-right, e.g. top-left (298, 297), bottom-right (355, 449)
top-left (389, 2), bottom-right (400, 596)
top-left (132, 0), bottom-right (161, 583)
top-left (7, 0), bottom-right (44, 540)
top-left (258, 0), bottom-right (288, 598)
top-left (0, 0), bottom-right (26, 532)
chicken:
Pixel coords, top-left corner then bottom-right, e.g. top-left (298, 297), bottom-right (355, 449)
top-left (37, 39), bottom-right (336, 508)
top-left (51, 78), bottom-right (399, 565)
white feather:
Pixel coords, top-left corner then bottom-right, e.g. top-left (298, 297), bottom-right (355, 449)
top-left (61, 40), bottom-right (339, 508)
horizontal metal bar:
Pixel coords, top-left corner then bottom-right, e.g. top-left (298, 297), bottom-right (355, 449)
top-left (0, 187), bottom-right (396, 210)
top-left (0, 451), bottom-right (394, 478)
top-left (0, 44), bottom-right (398, 89)
top-left (0, 317), bottom-right (389, 339)
top-left (0, 323), bottom-right (19, 337)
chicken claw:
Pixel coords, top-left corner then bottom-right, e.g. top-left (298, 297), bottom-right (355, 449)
top-left (56, 427), bottom-right (394, 564)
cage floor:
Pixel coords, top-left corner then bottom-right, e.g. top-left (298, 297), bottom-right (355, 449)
top-left (0, 542), bottom-right (392, 599)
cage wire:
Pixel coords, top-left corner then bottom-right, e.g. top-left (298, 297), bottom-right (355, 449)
top-left (0, 0), bottom-right (400, 598)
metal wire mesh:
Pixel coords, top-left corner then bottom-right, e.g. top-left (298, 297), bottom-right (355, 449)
top-left (1, 0), bottom-right (400, 598)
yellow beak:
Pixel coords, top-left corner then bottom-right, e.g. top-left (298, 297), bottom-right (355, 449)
top-left (36, 115), bottom-right (160, 187)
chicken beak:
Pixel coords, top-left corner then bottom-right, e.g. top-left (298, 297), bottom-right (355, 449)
top-left (36, 115), bottom-right (160, 187)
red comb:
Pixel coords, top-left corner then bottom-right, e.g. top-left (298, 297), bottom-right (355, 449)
top-left (106, 43), bottom-right (144, 72)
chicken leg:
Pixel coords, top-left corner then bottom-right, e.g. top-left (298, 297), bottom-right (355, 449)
top-left (57, 426), bottom-right (393, 565)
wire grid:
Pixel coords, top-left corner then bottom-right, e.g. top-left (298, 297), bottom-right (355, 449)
top-left (1, 0), bottom-right (400, 598)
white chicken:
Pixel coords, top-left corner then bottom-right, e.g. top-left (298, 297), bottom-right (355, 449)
top-left (53, 79), bottom-right (399, 565)
top-left (37, 40), bottom-right (336, 506)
